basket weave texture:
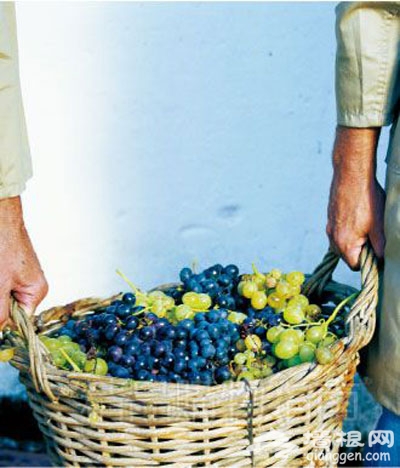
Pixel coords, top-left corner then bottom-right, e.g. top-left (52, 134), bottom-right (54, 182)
top-left (5, 247), bottom-right (378, 467)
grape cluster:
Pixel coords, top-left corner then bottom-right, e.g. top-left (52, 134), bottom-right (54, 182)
top-left (49, 291), bottom-right (240, 385)
top-left (40, 262), bottom-right (354, 386)
top-left (175, 264), bottom-right (242, 310)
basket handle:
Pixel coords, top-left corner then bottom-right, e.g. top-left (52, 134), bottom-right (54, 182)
top-left (10, 300), bottom-right (56, 401)
top-left (303, 244), bottom-right (379, 352)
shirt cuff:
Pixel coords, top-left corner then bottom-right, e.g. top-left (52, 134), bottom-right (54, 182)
top-left (337, 111), bottom-right (392, 128)
top-left (0, 179), bottom-right (29, 198)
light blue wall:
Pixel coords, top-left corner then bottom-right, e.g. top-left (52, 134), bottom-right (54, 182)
top-left (1, 2), bottom-right (387, 400)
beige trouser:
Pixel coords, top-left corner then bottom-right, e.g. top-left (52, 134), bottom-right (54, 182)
top-left (362, 120), bottom-right (400, 416)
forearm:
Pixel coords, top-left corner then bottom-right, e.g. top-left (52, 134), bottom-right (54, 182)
top-left (332, 126), bottom-right (380, 186)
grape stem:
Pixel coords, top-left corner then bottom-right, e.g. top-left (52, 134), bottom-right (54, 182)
top-left (251, 263), bottom-right (265, 280)
top-left (324, 292), bottom-right (359, 329)
top-left (116, 269), bottom-right (147, 301)
top-left (60, 349), bottom-right (82, 372)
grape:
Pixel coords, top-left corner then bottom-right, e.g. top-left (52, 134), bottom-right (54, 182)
top-left (61, 341), bottom-right (81, 355)
top-left (179, 267), bottom-right (192, 283)
top-left (122, 292), bottom-right (136, 305)
top-left (274, 340), bottom-right (299, 360)
top-left (266, 326), bottom-right (284, 344)
top-left (197, 294), bottom-right (212, 310)
top-left (286, 271), bottom-right (305, 287)
top-left (84, 358), bottom-right (108, 376)
top-left (224, 264), bottom-right (239, 277)
top-left (265, 275), bottom-right (277, 289)
top-left (250, 291), bottom-right (268, 310)
top-left (320, 334), bottom-right (336, 347)
top-left (280, 329), bottom-right (302, 344)
top-left (315, 347), bottom-right (334, 364)
top-left (241, 281), bottom-right (258, 299)
top-left (182, 292), bottom-right (198, 308)
top-left (306, 326), bottom-right (325, 344)
top-left (51, 350), bottom-right (67, 368)
top-left (151, 300), bottom-right (165, 316)
top-left (299, 342), bottom-right (315, 362)
top-left (244, 335), bottom-right (262, 352)
top-left (234, 353), bottom-right (247, 365)
top-left (288, 295), bottom-right (309, 309)
top-left (283, 304), bottom-right (305, 325)
top-left (267, 293), bottom-right (285, 310)
top-left (44, 338), bottom-right (62, 352)
top-left (215, 366), bottom-right (232, 383)
top-left (276, 281), bottom-right (290, 298)
top-left (306, 304), bottom-right (322, 320)
top-left (58, 335), bottom-right (72, 343)
top-left (175, 304), bottom-right (193, 321)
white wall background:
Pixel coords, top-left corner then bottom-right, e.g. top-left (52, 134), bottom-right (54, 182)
top-left (0, 1), bottom-right (388, 396)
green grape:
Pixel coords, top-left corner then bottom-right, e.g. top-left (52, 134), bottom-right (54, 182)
top-left (280, 329), bottom-right (302, 344)
top-left (244, 335), bottom-right (262, 352)
top-left (58, 335), bottom-right (72, 343)
top-left (268, 292), bottom-right (285, 310)
top-left (175, 304), bottom-right (193, 321)
top-left (70, 350), bottom-right (87, 369)
top-left (236, 339), bottom-right (246, 352)
top-left (228, 312), bottom-right (247, 324)
top-left (253, 275), bottom-right (265, 290)
top-left (44, 338), bottom-right (62, 352)
top-left (234, 353), bottom-right (247, 365)
top-left (320, 334), bottom-right (337, 347)
top-left (294, 329), bottom-right (305, 342)
top-left (274, 340), bottom-right (299, 360)
top-left (62, 342), bottom-right (81, 355)
top-left (163, 296), bottom-right (175, 310)
top-left (306, 326), bottom-right (325, 344)
top-left (288, 294), bottom-right (309, 309)
top-left (197, 294), bottom-right (212, 310)
top-left (270, 269), bottom-right (282, 280)
top-left (286, 271), bottom-right (305, 287)
top-left (241, 281), bottom-right (258, 299)
top-left (250, 291), bottom-right (268, 310)
top-left (266, 326), bottom-right (284, 344)
top-left (283, 304), bottom-right (305, 325)
top-left (288, 284), bottom-right (301, 297)
top-left (243, 349), bottom-right (255, 360)
top-left (148, 290), bottom-right (165, 301)
top-left (285, 355), bottom-right (303, 368)
top-left (299, 342), bottom-right (316, 363)
top-left (276, 281), bottom-right (290, 298)
top-left (182, 292), bottom-right (198, 308)
top-left (265, 275), bottom-right (277, 289)
top-left (315, 347), bottom-right (334, 364)
top-left (84, 358), bottom-right (108, 376)
top-left (306, 304), bottom-right (322, 320)
top-left (50, 350), bottom-right (67, 368)
top-left (151, 300), bottom-right (165, 316)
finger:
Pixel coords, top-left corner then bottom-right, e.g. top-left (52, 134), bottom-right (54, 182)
top-left (342, 244), bottom-right (363, 271)
top-left (0, 292), bottom-right (11, 330)
top-left (13, 275), bottom-right (49, 314)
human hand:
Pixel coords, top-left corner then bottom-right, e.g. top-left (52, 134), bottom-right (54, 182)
top-left (326, 126), bottom-right (385, 270)
top-left (0, 196), bottom-right (48, 329)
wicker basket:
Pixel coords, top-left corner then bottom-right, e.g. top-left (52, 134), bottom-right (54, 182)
top-left (5, 246), bottom-right (378, 467)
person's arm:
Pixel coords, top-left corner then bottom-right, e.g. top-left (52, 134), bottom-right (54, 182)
top-left (0, 4), bottom-right (47, 328)
top-left (327, 2), bottom-right (400, 269)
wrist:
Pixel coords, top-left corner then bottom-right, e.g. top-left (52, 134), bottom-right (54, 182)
top-left (332, 126), bottom-right (380, 186)
top-left (0, 196), bottom-right (24, 226)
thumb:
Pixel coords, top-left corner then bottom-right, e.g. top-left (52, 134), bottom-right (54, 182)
top-left (13, 279), bottom-right (48, 316)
